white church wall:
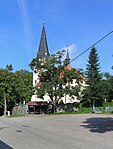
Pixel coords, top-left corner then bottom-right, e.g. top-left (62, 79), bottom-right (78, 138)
top-left (31, 75), bottom-right (87, 104)
top-left (33, 70), bottom-right (40, 87)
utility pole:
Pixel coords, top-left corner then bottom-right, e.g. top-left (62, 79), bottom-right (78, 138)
top-left (4, 89), bottom-right (7, 116)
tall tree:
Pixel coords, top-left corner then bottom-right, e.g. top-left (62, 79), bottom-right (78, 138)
top-left (101, 72), bottom-right (113, 101)
top-left (14, 69), bottom-right (32, 104)
top-left (0, 67), bottom-right (32, 114)
top-left (83, 47), bottom-right (102, 110)
top-left (30, 50), bottom-right (83, 113)
top-left (0, 68), bottom-right (16, 113)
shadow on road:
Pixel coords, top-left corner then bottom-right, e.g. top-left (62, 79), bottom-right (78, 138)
top-left (81, 117), bottom-right (113, 133)
top-left (0, 127), bottom-right (9, 130)
top-left (0, 140), bottom-right (13, 149)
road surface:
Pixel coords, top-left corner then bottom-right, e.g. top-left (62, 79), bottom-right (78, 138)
top-left (0, 114), bottom-right (113, 149)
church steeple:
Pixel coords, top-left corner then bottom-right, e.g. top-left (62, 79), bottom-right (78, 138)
top-left (64, 47), bottom-right (70, 66)
top-left (37, 22), bottom-right (50, 58)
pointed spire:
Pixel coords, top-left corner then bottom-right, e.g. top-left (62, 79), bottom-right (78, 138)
top-left (42, 18), bottom-right (45, 26)
top-left (37, 22), bottom-right (50, 58)
top-left (64, 46), bottom-right (70, 66)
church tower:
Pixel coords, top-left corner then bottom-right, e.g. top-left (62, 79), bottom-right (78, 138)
top-left (33, 23), bottom-right (50, 87)
top-left (64, 47), bottom-right (70, 66)
top-left (37, 22), bottom-right (50, 58)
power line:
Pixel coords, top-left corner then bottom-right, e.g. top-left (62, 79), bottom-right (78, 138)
top-left (70, 30), bottom-right (113, 63)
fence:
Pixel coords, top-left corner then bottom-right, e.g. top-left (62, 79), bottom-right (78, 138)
top-left (81, 106), bottom-right (113, 113)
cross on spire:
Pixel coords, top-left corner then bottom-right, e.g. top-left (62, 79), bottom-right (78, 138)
top-left (42, 18), bottom-right (45, 26)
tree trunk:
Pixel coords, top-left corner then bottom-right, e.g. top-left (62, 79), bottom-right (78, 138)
top-left (92, 101), bottom-right (95, 113)
top-left (4, 91), bottom-right (7, 116)
top-left (49, 96), bottom-right (56, 113)
top-left (53, 100), bottom-right (56, 113)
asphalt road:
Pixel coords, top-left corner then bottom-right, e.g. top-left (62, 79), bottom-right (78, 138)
top-left (0, 114), bottom-right (113, 149)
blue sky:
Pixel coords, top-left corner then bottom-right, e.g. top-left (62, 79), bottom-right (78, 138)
top-left (0, 0), bottom-right (113, 74)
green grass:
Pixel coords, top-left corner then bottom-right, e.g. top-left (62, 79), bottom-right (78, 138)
top-left (49, 111), bottom-right (83, 115)
top-left (7, 114), bottom-right (26, 118)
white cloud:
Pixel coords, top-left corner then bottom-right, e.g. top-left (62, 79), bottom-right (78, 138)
top-left (68, 44), bottom-right (78, 59)
top-left (60, 44), bottom-right (78, 61)
top-left (59, 44), bottom-right (88, 70)
top-left (17, 0), bottom-right (32, 60)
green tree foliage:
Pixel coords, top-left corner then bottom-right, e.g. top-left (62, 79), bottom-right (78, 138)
top-left (83, 47), bottom-right (102, 109)
top-left (14, 69), bottom-right (32, 104)
top-left (6, 64), bottom-right (13, 72)
top-left (0, 68), bottom-right (16, 112)
top-left (0, 66), bottom-right (32, 114)
top-left (100, 72), bottom-right (113, 101)
top-left (30, 50), bottom-right (83, 113)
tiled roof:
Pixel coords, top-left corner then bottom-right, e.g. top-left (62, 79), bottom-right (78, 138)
top-left (60, 64), bottom-right (86, 81)
top-left (60, 64), bottom-right (72, 78)
top-left (65, 64), bottom-right (72, 70)
top-left (27, 101), bottom-right (48, 106)
top-left (34, 82), bottom-right (42, 88)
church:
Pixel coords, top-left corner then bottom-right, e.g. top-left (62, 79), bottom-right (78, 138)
top-left (27, 23), bottom-right (87, 114)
